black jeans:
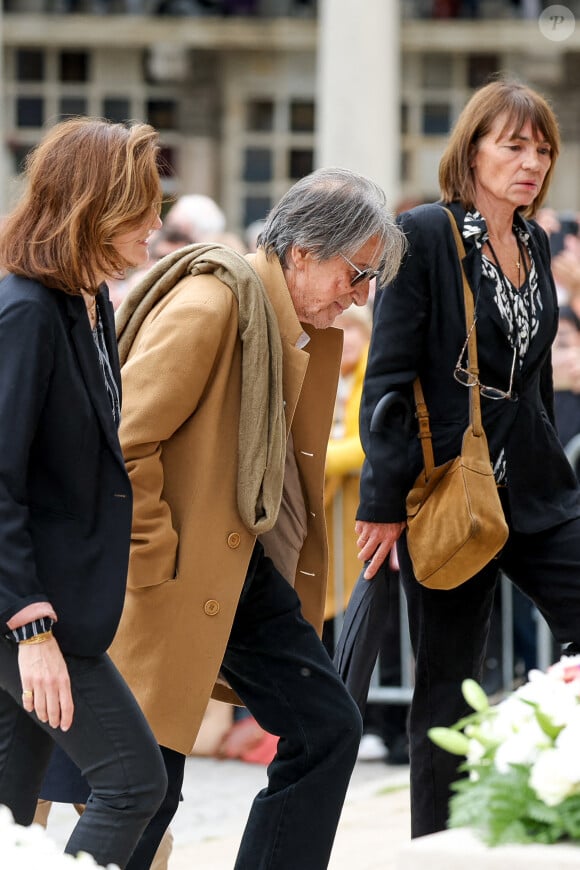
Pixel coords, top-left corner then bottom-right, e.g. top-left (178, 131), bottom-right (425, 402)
top-left (399, 504), bottom-right (580, 838)
top-left (0, 643), bottom-right (167, 868)
top-left (127, 543), bottom-right (363, 870)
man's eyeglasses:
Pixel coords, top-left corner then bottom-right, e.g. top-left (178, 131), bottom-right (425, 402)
top-left (340, 253), bottom-right (381, 287)
top-left (453, 321), bottom-right (518, 401)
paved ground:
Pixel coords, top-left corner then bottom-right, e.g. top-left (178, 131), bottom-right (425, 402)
top-left (46, 755), bottom-right (412, 869)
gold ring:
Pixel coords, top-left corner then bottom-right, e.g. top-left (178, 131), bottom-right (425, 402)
top-left (22, 690), bottom-right (33, 697)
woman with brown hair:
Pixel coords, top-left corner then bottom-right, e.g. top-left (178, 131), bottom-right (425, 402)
top-left (354, 78), bottom-right (580, 837)
top-left (0, 117), bottom-right (167, 868)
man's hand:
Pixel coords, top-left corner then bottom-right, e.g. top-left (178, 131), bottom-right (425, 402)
top-left (355, 520), bottom-right (406, 580)
top-left (18, 636), bottom-right (74, 731)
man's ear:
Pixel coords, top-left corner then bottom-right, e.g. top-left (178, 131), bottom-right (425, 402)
top-left (288, 245), bottom-right (310, 270)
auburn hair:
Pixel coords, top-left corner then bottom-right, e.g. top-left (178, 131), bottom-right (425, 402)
top-left (439, 77), bottom-right (560, 218)
top-left (0, 117), bottom-right (161, 294)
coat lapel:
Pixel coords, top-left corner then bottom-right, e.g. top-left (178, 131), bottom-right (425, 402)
top-left (63, 292), bottom-right (125, 466)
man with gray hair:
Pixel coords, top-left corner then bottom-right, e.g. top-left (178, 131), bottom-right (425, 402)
top-left (109, 167), bottom-right (405, 869)
top-left (163, 192), bottom-right (226, 242)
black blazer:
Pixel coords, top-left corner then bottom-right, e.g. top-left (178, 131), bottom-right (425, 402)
top-left (0, 275), bottom-right (132, 656)
top-left (358, 202), bottom-right (580, 534)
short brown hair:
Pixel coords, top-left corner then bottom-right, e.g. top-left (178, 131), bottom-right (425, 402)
top-left (0, 117), bottom-right (161, 294)
top-left (439, 78), bottom-right (560, 218)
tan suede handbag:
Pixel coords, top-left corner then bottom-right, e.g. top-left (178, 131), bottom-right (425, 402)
top-left (405, 209), bottom-right (509, 590)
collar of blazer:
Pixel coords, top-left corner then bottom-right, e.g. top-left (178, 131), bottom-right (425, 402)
top-left (443, 202), bottom-right (557, 371)
top-left (247, 247), bottom-right (343, 444)
top-left (247, 248), bottom-right (306, 349)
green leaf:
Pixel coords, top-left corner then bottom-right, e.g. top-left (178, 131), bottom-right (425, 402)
top-left (448, 763), bottom-right (580, 846)
top-left (555, 792), bottom-right (580, 841)
top-left (428, 727), bottom-right (470, 755)
top-left (534, 708), bottom-right (563, 740)
top-left (462, 678), bottom-right (489, 712)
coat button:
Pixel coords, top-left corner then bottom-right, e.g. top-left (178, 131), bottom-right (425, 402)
top-left (204, 599), bottom-right (220, 616)
top-left (227, 532), bottom-right (241, 549)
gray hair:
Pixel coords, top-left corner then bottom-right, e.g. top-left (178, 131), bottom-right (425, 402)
top-left (258, 167), bottom-right (406, 285)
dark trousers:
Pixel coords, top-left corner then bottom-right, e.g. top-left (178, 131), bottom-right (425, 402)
top-left (127, 543), bottom-right (363, 870)
top-left (0, 643), bottom-right (167, 868)
top-left (398, 502), bottom-right (580, 838)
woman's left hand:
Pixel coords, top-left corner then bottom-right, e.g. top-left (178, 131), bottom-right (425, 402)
top-left (355, 520), bottom-right (406, 580)
top-left (18, 636), bottom-right (74, 731)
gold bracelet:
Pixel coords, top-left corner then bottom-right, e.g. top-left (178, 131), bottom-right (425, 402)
top-left (18, 630), bottom-right (53, 646)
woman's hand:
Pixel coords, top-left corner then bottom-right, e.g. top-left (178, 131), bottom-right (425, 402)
top-left (355, 520), bottom-right (406, 580)
top-left (18, 636), bottom-right (74, 731)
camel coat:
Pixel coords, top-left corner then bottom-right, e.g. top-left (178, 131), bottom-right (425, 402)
top-left (109, 249), bottom-right (343, 755)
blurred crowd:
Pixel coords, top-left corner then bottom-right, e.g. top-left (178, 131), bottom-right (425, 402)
top-left (8, 0), bottom-right (317, 16)
top-left (6, 0), bottom-right (549, 16)
top-left (537, 208), bottom-right (580, 469)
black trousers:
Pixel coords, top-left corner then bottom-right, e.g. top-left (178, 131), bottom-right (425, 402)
top-left (127, 542), bottom-right (363, 870)
top-left (399, 498), bottom-right (580, 838)
top-left (0, 645), bottom-right (167, 868)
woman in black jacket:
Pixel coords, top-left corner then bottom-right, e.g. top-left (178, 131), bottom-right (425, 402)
top-left (0, 117), bottom-right (167, 867)
top-left (355, 79), bottom-right (580, 838)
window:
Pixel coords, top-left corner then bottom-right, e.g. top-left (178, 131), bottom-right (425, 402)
top-left (17, 97), bottom-right (44, 129)
top-left (158, 146), bottom-right (177, 179)
top-left (59, 97), bottom-right (88, 119)
top-left (288, 148), bottom-right (313, 180)
top-left (10, 143), bottom-right (34, 175)
top-left (290, 100), bottom-right (315, 133)
top-left (17, 50), bottom-right (44, 82)
top-left (422, 103), bottom-right (451, 135)
top-left (103, 98), bottom-right (131, 124)
top-left (401, 102), bottom-right (409, 135)
top-left (243, 148), bottom-right (272, 182)
top-left (468, 54), bottom-right (499, 89)
top-left (246, 100), bottom-right (274, 132)
top-left (147, 100), bottom-right (178, 130)
top-left (60, 51), bottom-right (89, 83)
top-left (244, 196), bottom-right (271, 228)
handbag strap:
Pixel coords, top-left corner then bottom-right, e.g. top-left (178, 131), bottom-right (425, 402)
top-left (412, 208), bottom-right (483, 479)
top-left (444, 208), bottom-right (483, 436)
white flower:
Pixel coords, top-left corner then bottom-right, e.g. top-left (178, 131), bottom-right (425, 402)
top-left (466, 736), bottom-right (486, 765)
top-left (430, 654), bottom-right (580, 845)
top-left (494, 718), bottom-right (549, 774)
top-left (530, 747), bottom-right (580, 806)
top-left (0, 805), bottom-right (119, 869)
top-left (516, 669), bottom-right (579, 727)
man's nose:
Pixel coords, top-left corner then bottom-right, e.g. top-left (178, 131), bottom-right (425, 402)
top-left (352, 283), bottom-right (370, 306)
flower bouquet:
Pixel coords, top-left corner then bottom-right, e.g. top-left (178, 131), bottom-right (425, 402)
top-left (429, 654), bottom-right (580, 846)
top-left (0, 804), bottom-right (119, 869)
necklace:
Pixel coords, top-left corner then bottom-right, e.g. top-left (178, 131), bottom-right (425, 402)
top-left (486, 235), bottom-right (525, 290)
top-left (485, 236), bottom-right (532, 359)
